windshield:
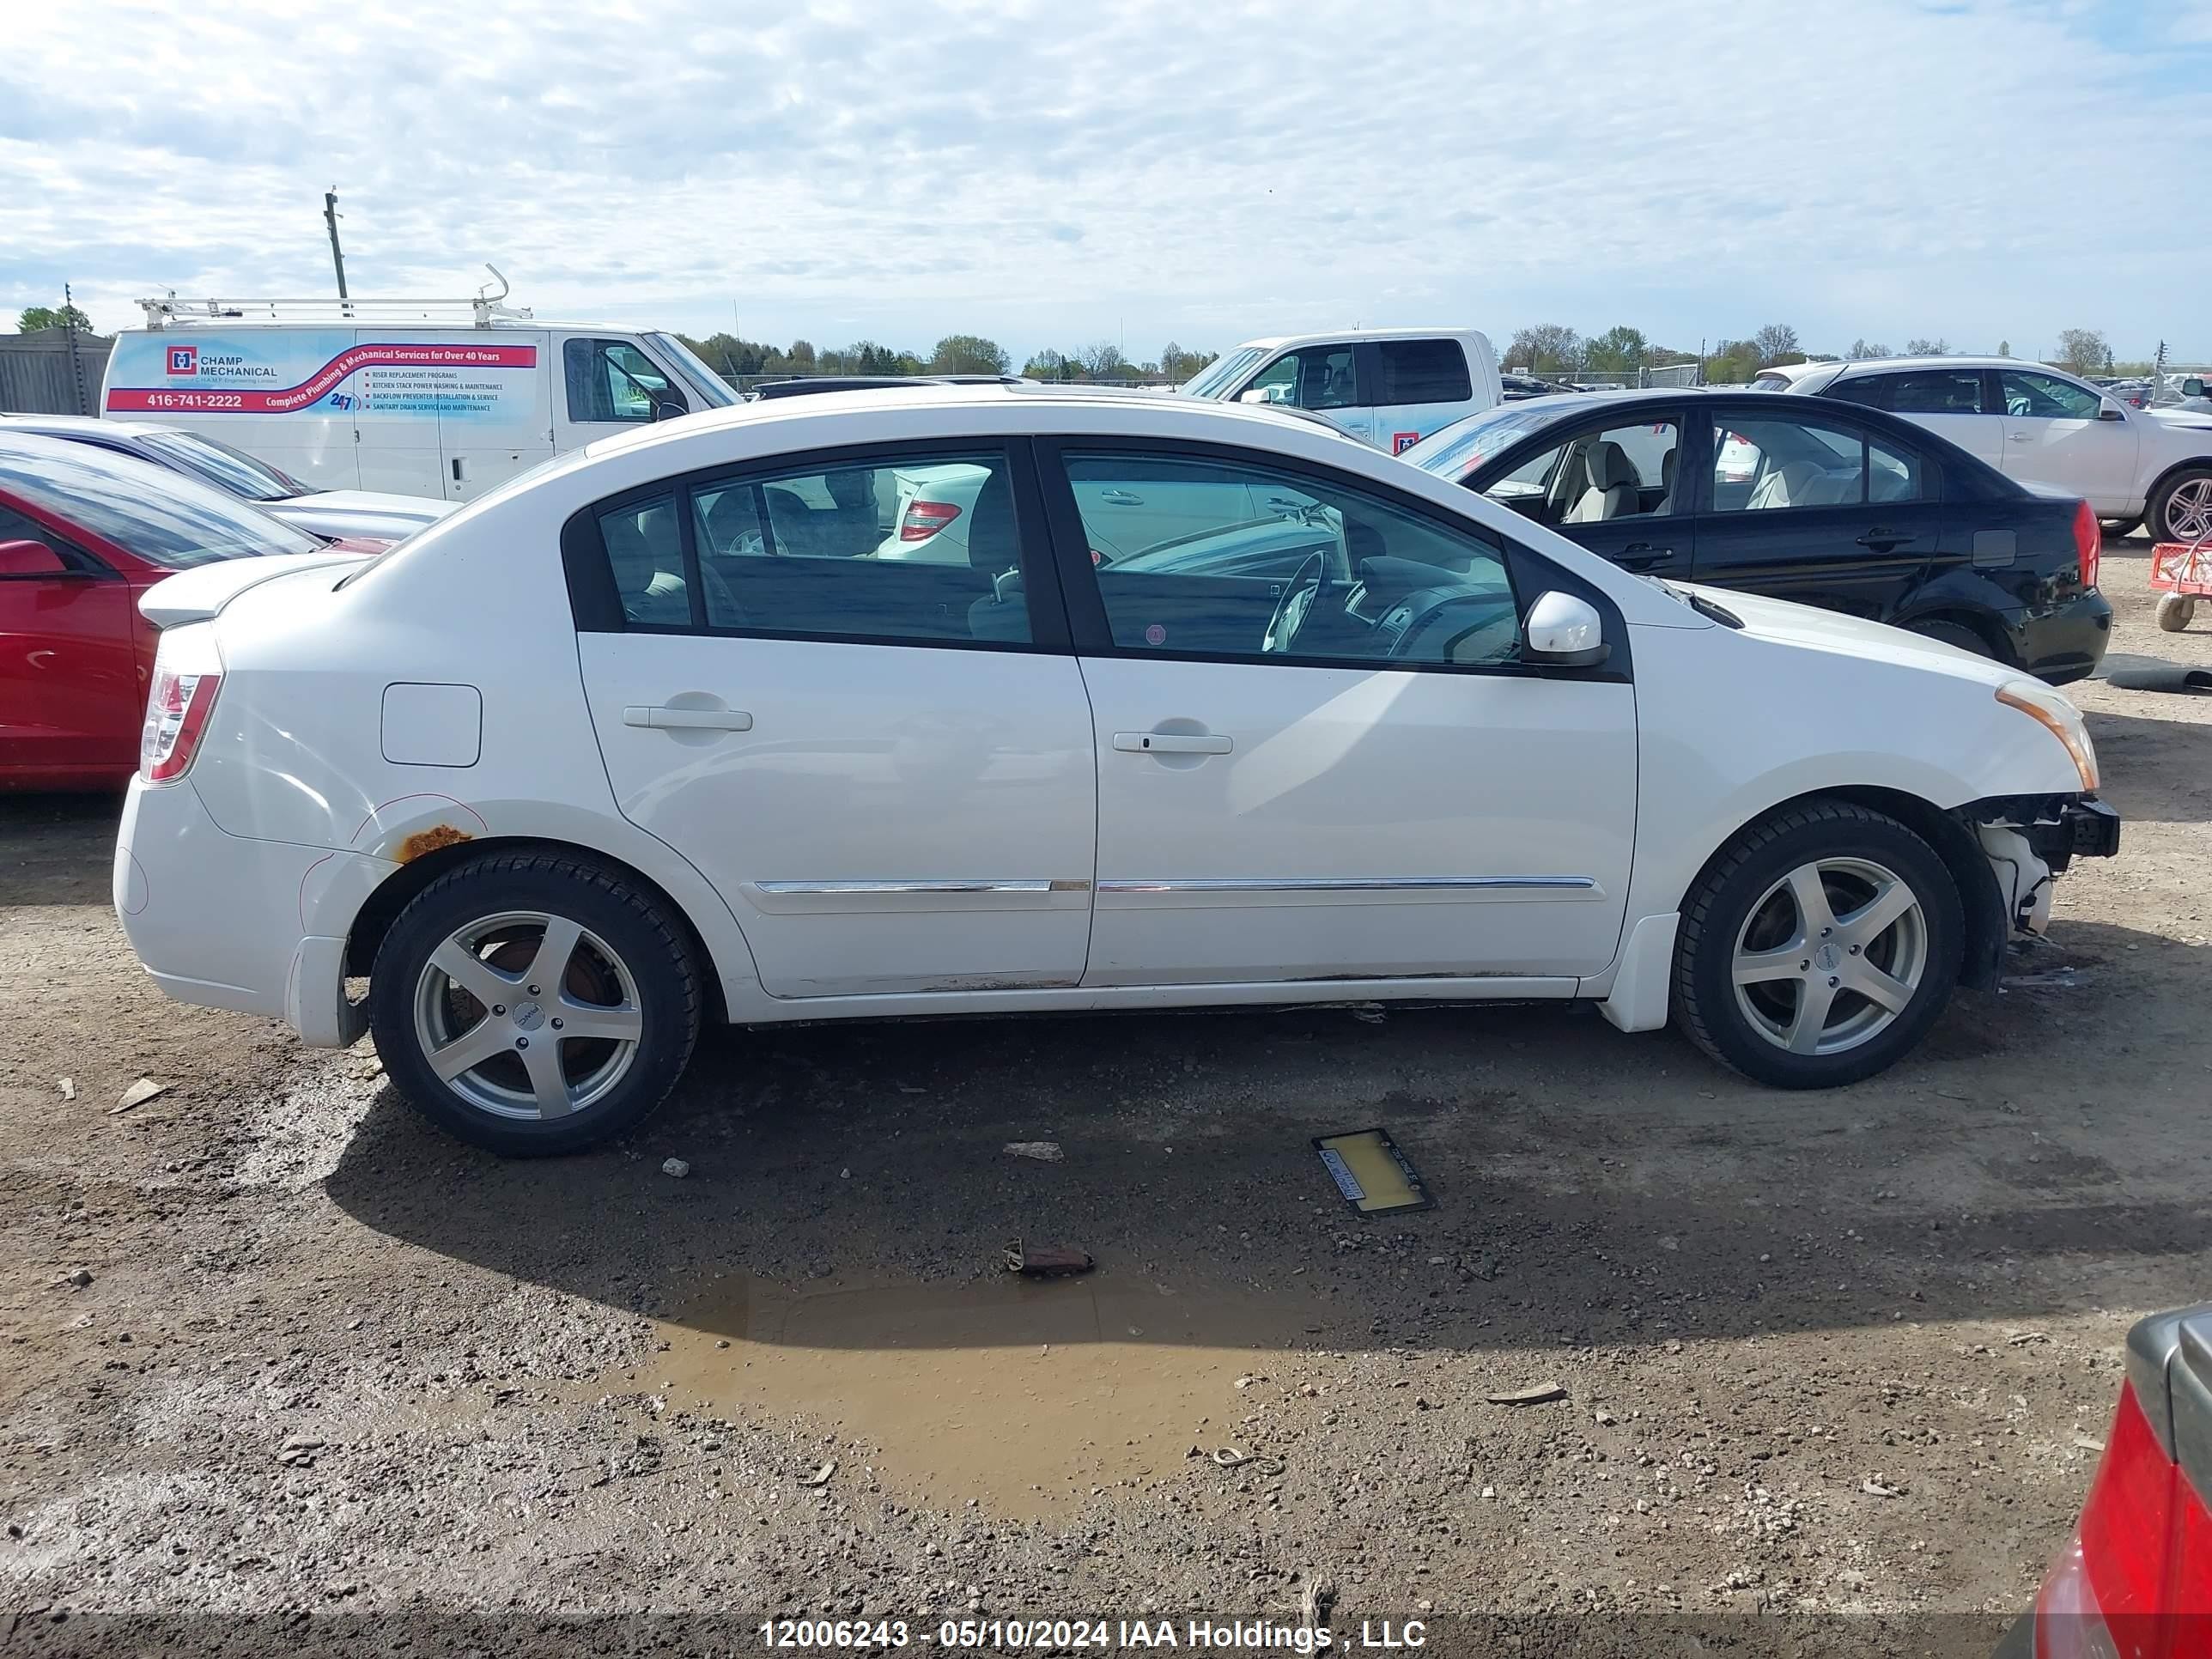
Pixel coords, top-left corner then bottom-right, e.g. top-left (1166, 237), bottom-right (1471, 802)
top-left (137, 429), bottom-right (306, 502)
top-left (1400, 403), bottom-right (1571, 479)
top-left (1179, 346), bottom-right (1268, 400)
top-left (647, 332), bottom-right (739, 408)
top-left (0, 440), bottom-right (321, 568)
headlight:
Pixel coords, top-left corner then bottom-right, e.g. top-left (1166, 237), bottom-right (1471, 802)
top-left (1996, 681), bottom-right (2099, 791)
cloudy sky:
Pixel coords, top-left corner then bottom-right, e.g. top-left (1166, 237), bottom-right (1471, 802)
top-left (5, 0), bottom-right (2209, 365)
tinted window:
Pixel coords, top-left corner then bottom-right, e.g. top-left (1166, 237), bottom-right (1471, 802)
top-left (1710, 416), bottom-right (1872, 512)
top-left (564, 338), bottom-right (688, 424)
top-left (1376, 338), bottom-right (1473, 404)
top-left (594, 451), bottom-right (1031, 645)
top-left (1060, 452), bottom-right (1520, 669)
top-left (1484, 418), bottom-right (1680, 526)
top-left (1822, 375), bottom-right (1889, 410)
top-left (1248, 345), bottom-right (1358, 410)
top-left (1886, 370), bottom-right (1989, 416)
top-left (137, 429), bottom-right (305, 501)
top-left (2001, 370), bottom-right (2102, 421)
top-left (0, 441), bottom-right (321, 567)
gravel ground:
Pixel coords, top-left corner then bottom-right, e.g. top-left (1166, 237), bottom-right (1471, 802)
top-left (2, 534), bottom-right (2207, 1657)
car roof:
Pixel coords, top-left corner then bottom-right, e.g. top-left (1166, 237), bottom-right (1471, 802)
top-left (0, 413), bottom-right (183, 440)
top-left (1230, 326), bottom-right (1484, 353)
top-left (580, 380), bottom-right (1368, 463)
top-left (1824, 356), bottom-right (2066, 374)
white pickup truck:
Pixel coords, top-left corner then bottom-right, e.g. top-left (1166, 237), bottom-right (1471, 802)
top-left (1177, 327), bottom-right (1503, 454)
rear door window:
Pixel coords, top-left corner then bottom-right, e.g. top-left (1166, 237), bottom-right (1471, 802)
top-left (1885, 370), bottom-right (1990, 416)
top-left (1375, 339), bottom-right (1473, 405)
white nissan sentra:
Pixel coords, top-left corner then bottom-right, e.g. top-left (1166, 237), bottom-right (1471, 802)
top-left (113, 386), bottom-right (2119, 1154)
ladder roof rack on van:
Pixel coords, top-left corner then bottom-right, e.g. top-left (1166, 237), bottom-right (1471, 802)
top-left (137, 264), bottom-right (534, 330)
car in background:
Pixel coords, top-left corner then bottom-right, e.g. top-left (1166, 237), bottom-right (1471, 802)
top-left (112, 384), bottom-right (2120, 1156)
top-left (1995, 1302), bottom-right (2210, 1656)
top-left (1177, 328), bottom-right (1502, 453)
top-left (0, 431), bottom-right (380, 790)
top-left (0, 413), bottom-right (457, 543)
top-left (2154, 374), bottom-right (2212, 416)
top-left (1767, 356), bottom-right (2212, 542)
top-left (1401, 388), bottom-right (2111, 684)
top-left (1502, 372), bottom-right (1578, 401)
top-left (747, 374), bottom-right (1029, 400)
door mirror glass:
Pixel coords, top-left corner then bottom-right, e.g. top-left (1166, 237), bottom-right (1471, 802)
top-left (1522, 591), bottom-right (1608, 668)
top-left (2184, 379), bottom-right (2207, 398)
top-left (0, 538), bottom-right (68, 576)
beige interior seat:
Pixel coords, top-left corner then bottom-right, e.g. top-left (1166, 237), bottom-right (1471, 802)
top-left (1562, 441), bottom-right (1639, 523)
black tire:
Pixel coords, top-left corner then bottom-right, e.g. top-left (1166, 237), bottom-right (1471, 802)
top-left (2100, 517), bottom-right (2142, 539)
top-left (2147, 466), bottom-right (2212, 544)
top-left (368, 851), bottom-right (701, 1155)
top-left (1673, 799), bottom-right (1963, 1090)
top-left (1906, 619), bottom-right (1994, 659)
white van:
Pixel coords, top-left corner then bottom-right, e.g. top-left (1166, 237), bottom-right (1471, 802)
top-left (1178, 327), bottom-right (1503, 453)
top-left (99, 272), bottom-right (738, 501)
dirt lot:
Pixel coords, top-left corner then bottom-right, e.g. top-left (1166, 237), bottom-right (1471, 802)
top-left (3, 536), bottom-right (2208, 1656)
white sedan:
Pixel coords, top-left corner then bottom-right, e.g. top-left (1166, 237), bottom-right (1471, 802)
top-left (114, 386), bottom-right (2119, 1154)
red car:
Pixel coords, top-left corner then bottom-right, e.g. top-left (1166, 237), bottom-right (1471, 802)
top-left (0, 431), bottom-right (385, 790)
top-left (1999, 1301), bottom-right (2211, 1656)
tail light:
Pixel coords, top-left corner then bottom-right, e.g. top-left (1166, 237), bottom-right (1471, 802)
top-left (2027, 1380), bottom-right (2212, 1656)
top-left (898, 500), bottom-right (963, 542)
top-left (2073, 500), bottom-right (2100, 590)
top-left (141, 639), bottom-right (222, 783)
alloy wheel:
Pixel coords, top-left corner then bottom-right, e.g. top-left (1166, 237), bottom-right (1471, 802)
top-left (410, 909), bottom-right (643, 1120)
top-left (1729, 858), bottom-right (1928, 1056)
top-left (2166, 477), bottom-right (2212, 543)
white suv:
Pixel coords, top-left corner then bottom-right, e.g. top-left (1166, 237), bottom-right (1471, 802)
top-left (1761, 356), bottom-right (2212, 541)
top-left (1179, 328), bottom-right (1503, 454)
top-left (114, 385), bottom-right (2118, 1155)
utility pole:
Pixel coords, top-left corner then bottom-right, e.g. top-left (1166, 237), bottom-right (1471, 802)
top-left (63, 282), bottom-right (88, 416)
top-left (324, 189), bottom-right (349, 303)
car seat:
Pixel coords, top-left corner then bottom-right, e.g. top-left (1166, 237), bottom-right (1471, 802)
top-left (1562, 441), bottom-right (1639, 523)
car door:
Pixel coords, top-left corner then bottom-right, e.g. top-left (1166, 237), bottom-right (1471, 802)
top-left (1036, 440), bottom-right (1636, 988)
top-left (1686, 409), bottom-right (1947, 622)
top-left (1242, 343), bottom-right (1375, 446)
top-left (573, 440), bottom-right (1097, 999)
top-left (0, 502), bottom-right (142, 780)
top-left (1472, 410), bottom-right (1686, 576)
top-left (1367, 337), bottom-right (1479, 454)
top-left (1996, 368), bottom-right (2141, 516)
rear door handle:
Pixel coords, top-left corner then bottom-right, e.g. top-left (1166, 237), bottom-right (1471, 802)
top-left (2008, 433), bottom-right (2034, 443)
top-left (1855, 528), bottom-right (1914, 550)
top-left (623, 704), bottom-right (754, 731)
top-left (1617, 542), bottom-right (1675, 569)
top-left (1113, 731), bottom-right (1232, 756)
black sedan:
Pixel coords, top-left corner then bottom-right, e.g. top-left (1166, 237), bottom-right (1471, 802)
top-left (1401, 389), bottom-right (2111, 684)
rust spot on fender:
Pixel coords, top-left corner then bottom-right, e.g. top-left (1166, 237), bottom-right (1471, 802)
top-left (398, 824), bottom-right (471, 863)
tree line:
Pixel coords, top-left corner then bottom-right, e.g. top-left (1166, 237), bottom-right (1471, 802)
top-left (1508, 322), bottom-right (2148, 383)
top-left (672, 331), bottom-right (1212, 385)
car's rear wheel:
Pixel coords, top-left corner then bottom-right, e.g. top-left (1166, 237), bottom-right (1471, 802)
top-left (1907, 618), bottom-right (1994, 659)
top-left (2148, 468), bottom-right (2212, 544)
top-left (368, 852), bottom-right (700, 1155)
top-left (1673, 800), bottom-right (1962, 1089)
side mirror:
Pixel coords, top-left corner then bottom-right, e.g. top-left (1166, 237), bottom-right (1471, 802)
top-left (1237, 386), bottom-right (1282, 405)
top-left (2098, 402), bottom-right (2125, 422)
top-left (2185, 379), bottom-right (2207, 398)
top-left (651, 400), bottom-right (685, 422)
top-left (0, 538), bottom-right (66, 576)
top-left (1522, 591), bottom-right (1609, 669)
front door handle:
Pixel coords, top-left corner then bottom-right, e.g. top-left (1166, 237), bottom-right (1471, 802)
top-left (1112, 731), bottom-right (1232, 756)
top-left (2008, 433), bottom-right (2034, 443)
top-left (1617, 542), bottom-right (1675, 568)
top-left (623, 704), bottom-right (754, 731)
top-left (1855, 528), bottom-right (1914, 550)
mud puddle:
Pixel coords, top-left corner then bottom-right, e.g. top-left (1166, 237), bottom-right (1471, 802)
top-left (635, 1271), bottom-right (1327, 1517)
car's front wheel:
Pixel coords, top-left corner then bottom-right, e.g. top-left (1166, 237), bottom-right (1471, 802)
top-left (1673, 800), bottom-right (1962, 1089)
top-left (2148, 468), bottom-right (2212, 545)
top-left (368, 852), bottom-right (701, 1155)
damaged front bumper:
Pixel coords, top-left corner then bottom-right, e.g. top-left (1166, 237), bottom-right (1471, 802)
top-left (1970, 793), bottom-right (2123, 939)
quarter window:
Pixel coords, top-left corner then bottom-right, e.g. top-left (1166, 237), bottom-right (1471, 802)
top-left (1376, 339), bottom-right (1473, 404)
top-left (1247, 345), bottom-right (1358, 411)
top-left (564, 338), bottom-right (688, 424)
top-left (1060, 452), bottom-right (1520, 668)
top-left (2000, 370), bottom-right (2103, 421)
top-left (591, 451), bottom-right (1032, 645)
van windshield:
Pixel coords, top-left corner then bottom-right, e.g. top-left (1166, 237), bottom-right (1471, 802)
top-left (1180, 347), bottom-right (1267, 400)
top-left (647, 333), bottom-right (738, 408)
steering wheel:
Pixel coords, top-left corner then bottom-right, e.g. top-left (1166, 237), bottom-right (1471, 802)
top-left (1262, 552), bottom-right (1325, 654)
